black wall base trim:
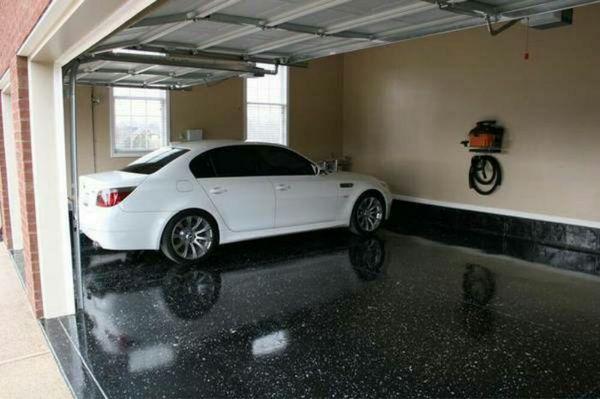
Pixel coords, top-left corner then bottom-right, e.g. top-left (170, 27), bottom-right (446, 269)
top-left (387, 200), bottom-right (600, 276)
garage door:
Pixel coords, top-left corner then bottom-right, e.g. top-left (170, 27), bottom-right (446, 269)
top-left (73, 0), bottom-right (595, 89)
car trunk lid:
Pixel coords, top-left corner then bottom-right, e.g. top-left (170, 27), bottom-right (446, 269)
top-left (79, 172), bottom-right (148, 209)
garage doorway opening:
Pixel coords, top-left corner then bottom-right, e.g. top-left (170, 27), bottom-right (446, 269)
top-left (41, 0), bottom-right (600, 398)
top-left (62, 0), bottom-right (597, 311)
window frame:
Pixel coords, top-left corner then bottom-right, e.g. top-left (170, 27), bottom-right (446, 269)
top-left (244, 65), bottom-right (289, 146)
top-left (109, 87), bottom-right (171, 158)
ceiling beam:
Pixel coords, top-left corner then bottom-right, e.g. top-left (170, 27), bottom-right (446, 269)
top-left (136, 44), bottom-right (309, 68)
top-left (195, 26), bottom-right (257, 50)
top-left (423, 0), bottom-right (498, 19)
top-left (141, 42), bottom-right (291, 64)
top-left (205, 13), bottom-right (374, 40)
top-left (111, 65), bottom-right (157, 83)
top-left (91, 0), bottom-right (244, 54)
top-left (141, 67), bottom-right (206, 85)
top-left (138, 0), bottom-right (244, 44)
top-left (245, 2), bottom-right (436, 55)
top-left (284, 37), bottom-right (358, 60)
top-left (245, 34), bottom-right (316, 55)
top-left (194, 0), bottom-right (354, 49)
top-left (76, 80), bottom-right (192, 91)
top-left (79, 67), bottom-right (213, 81)
top-left (286, 15), bottom-right (471, 63)
top-left (376, 15), bottom-right (470, 39)
top-left (178, 72), bottom-right (240, 88)
top-left (77, 60), bottom-right (111, 79)
top-left (327, 2), bottom-right (436, 34)
top-left (81, 51), bottom-right (275, 76)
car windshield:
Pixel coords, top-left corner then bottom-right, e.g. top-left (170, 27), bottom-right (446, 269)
top-left (121, 147), bottom-right (189, 175)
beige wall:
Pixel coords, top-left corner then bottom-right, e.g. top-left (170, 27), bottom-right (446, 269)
top-left (289, 55), bottom-right (344, 161)
top-left (342, 4), bottom-right (600, 221)
top-left (71, 57), bottom-right (344, 177)
top-left (170, 78), bottom-right (244, 142)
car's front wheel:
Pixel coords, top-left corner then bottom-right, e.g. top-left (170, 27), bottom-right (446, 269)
top-left (350, 192), bottom-right (385, 236)
top-left (161, 210), bottom-right (219, 264)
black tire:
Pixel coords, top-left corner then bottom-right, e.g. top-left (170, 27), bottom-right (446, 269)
top-left (349, 191), bottom-right (385, 236)
top-left (160, 210), bottom-right (219, 265)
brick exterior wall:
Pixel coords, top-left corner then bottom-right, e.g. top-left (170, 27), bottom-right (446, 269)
top-left (0, 1), bottom-right (52, 317)
top-left (0, 0), bottom-right (52, 76)
top-left (11, 56), bottom-right (43, 317)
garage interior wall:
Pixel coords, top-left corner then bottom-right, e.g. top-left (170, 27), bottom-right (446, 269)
top-left (342, 3), bottom-right (600, 222)
top-left (68, 56), bottom-right (343, 181)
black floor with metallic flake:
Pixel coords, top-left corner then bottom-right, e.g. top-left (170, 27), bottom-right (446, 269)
top-left (43, 229), bottom-right (600, 398)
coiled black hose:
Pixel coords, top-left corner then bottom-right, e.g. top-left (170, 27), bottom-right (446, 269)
top-left (469, 155), bottom-right (502, 195)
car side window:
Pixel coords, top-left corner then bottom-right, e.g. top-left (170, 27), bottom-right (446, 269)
top-left (257, 146), bottom-right (315, 176)
top-left (208, 146), bottom-right (263, 177)
top-left (189, 153), bottom-right (216, 178)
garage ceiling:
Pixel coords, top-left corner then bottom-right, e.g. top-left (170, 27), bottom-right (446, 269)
top-left (74, 0), bottom-right (597, 89)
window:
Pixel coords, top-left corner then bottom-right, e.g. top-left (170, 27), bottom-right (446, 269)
top-left (209, 146), bottom-right (263, 177)
top-left (191, 145), bottom-right (316, 178)
top-left (111, 87), bottom-right (169, 156)
top-left (245, 64), bottom-right (288, 145)
top-left (257, 145), bottom-right (315, 176)
top-left (121, 147), bottom-right (188, 175)
top-left (189, 153), bottom-right (216, 178)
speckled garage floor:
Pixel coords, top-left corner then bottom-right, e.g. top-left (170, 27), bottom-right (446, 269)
top-left (44, 229), bottom-right (600, 398)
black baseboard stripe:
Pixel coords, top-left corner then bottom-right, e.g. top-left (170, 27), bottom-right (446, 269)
top-left (387, 199), bottom-right (600, 276)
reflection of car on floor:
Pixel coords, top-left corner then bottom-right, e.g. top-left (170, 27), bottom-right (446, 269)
top-left (79, 140), bottom-right (391, 263)
top-left (82, 236), bottom-right (386, 370)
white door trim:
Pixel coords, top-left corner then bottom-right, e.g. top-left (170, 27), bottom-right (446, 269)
top-left (16, 0), bottom-right (160, 318)
top-left (1, 87), bottom-right (23, 250)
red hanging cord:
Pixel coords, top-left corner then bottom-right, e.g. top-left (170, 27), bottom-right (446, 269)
top-left (524, 18), bottom-right (530, 60)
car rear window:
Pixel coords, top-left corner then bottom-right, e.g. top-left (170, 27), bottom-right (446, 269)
top-left (121, 147), bottom-right (189, 175)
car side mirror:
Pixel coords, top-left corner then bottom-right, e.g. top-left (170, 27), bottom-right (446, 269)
top-left (313, 164), bottom-right (326, 176)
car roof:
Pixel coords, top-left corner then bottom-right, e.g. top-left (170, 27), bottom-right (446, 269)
top-left (169, 140), bottom-right (287, 152)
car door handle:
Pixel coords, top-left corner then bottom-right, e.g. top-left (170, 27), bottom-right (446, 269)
top-left (275, 184), bottom-right (291, 191)
top-left (209, 187), bottom-right (227, 195)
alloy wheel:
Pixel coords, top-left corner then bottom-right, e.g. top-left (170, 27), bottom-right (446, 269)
top-left (357, 197), bottom-right (383, 232)
top-left (170, 216), bottom-right (213, 260)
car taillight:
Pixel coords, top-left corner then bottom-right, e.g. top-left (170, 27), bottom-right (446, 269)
top-left (96, 187), bottom-right (136, 208)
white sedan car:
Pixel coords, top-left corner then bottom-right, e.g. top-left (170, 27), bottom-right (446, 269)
top-left (79, 141), bottom-right (391, 264)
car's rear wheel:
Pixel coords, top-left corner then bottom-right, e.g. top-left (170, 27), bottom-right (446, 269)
top-left (350, 192), bottom-right (385, 236)
top-left (161, 210), bottom-right (218, 264)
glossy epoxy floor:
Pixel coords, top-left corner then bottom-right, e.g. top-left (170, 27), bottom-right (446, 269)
top-left (45, 229), bottom-right (600, 398)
